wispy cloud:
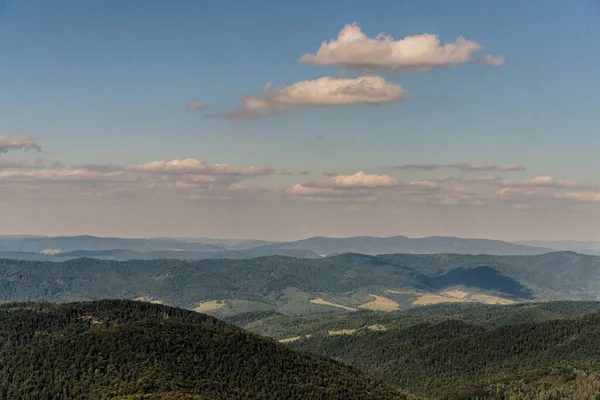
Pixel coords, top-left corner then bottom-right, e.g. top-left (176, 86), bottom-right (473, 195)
top-left (498, 176), bottom-right (596, 190)
top-left (0, 157), bottom-right (44, 169)
top-left (483, 54), bottom-right (505, 66)
top-left (187, 101), bottom-right (208, 110)
top-left (391, 162), bottom-right (525, 172)
top-left (0, 136), bottom-right (42, 153)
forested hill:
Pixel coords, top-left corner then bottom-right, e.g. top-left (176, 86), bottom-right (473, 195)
top-left (289, 310), bottom-right (600, 399)
top-left (1, 251), bottom-right (600, 310)
top-left (0, 300), bottom-right (410, 400)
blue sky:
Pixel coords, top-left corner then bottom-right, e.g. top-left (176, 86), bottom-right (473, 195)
top-left (0, 0), bottom-right (599, 239)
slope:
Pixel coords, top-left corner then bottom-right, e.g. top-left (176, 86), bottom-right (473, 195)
top-left (289, 311), bottom-right (600, 399)
top-left (0, 300), bottom-right (410, 400)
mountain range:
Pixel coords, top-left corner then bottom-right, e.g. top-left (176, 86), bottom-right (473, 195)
top-left (2, 251), bottom-right (600, 316)
top-left (0, 234), bottom-right (568, 261)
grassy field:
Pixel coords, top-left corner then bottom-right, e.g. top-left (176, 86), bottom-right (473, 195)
top-left (359, 295), bottom-right (401, 311)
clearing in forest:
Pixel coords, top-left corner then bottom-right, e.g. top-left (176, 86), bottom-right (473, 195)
top-left (442, 290), bottom-right (469, 299)
top-left (279, 336), bottom-right (301, 343)
top-left (194, 300), bottom-right (225, 313)
top-left (328, 329), bottom-right (358, 335)
top-left (358, 295), bottom-right (400, 311)
top-left (309, 297), bottom-right (357, 312)
top-left (412, 294), bottom-right (466, 306)
top-left (135, 296), bottom-right (163, 304)
top-left (367, 324), bottom-right (388, 331)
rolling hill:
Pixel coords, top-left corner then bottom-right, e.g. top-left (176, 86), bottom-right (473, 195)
top-left (1, 252), bottom-right (600, 316)
top-left (0, 300), bottom-right (410, 399)
top-left (286, 305), bottom-right (600, 399)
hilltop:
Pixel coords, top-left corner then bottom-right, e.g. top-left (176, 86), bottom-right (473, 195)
top-left (0, 300), bottom-right (409, 399)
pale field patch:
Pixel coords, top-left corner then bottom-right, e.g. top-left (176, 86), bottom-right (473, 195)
top-left (367, 324), bottom-right (388, 331)
top-left (279, 336), bottom-right (301, 343)
top-left (309, 297), bottom-right (357, 311)
top-left (194, 300), bottom-right (225, 313)
top-left (412, 294), bottom-right (466, 306)
top-left (135, 297), bottom-right (163, 304)
top-left (328, 329), bottom-right (358, 335)
top-left (358, 295), bottom-right (400, 311)
top-left (385, 289), bottom-right (419, 295)
top-left (442, 290), bottom-right (470, 299)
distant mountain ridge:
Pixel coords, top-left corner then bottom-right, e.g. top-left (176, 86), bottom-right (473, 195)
top-left (254, 235), bottom-right (553, 256)
top-left (0, 234), bottom-right (555, 260)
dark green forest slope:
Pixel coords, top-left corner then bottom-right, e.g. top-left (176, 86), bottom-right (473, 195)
top-left (229, 301), bottom-right (600, 340)
top-left (289, 309), bottom-right (600, 399)
top-left (0, 300), bottom-right (410, 400)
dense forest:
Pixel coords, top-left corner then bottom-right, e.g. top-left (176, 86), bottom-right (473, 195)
top-left (0, 300), bottom-right (410, 400)
top-left (229, 301), bottom-right (600, 340)
top-left (1, 299), bottom-right (600, 399)
top-left (1, 252), bottom-right (600, 312)
top-left (288, 307), bottom-right (600, 399)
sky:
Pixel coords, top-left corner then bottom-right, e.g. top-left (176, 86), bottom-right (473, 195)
top-left (0, 0), bottom-right (599, 240)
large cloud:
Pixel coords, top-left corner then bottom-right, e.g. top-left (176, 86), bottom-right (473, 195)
top-left (299, 24), bottom-right (498, 73)
top-left (226, 76), bottom-right (406, 119)
top-left (0, 136), bottom-right (42, 153)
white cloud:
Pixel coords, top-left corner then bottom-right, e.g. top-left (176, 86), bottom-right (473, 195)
top-left (500, 176), bottom-right (595, 190)
top-left (127, 158), bottom-right (274, 176)
top-left (187, 101), bottom-right (207, 110)
top-left (408, 180), bottom-right (440, 190)
top-left (286, 172), bottom-right (445, 203)
top-left (0, 158), bottom-right (276, 202)
top-left (286, 184), bottom-right (338, 197)
top-left (299, 23), bottom-right (493, 73)
top-left (0, 169), bottom-right (132, 182)
top-left (330, 171), bottom-right (399, 188)
top-left (483, 54), bottom-right (505, 66)
top-left (0, 136), bottom-right (42, 153)
top-left (226, 76), bottom-right (406, 119)
top-left (554, 192), bottom-right (600, 203)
